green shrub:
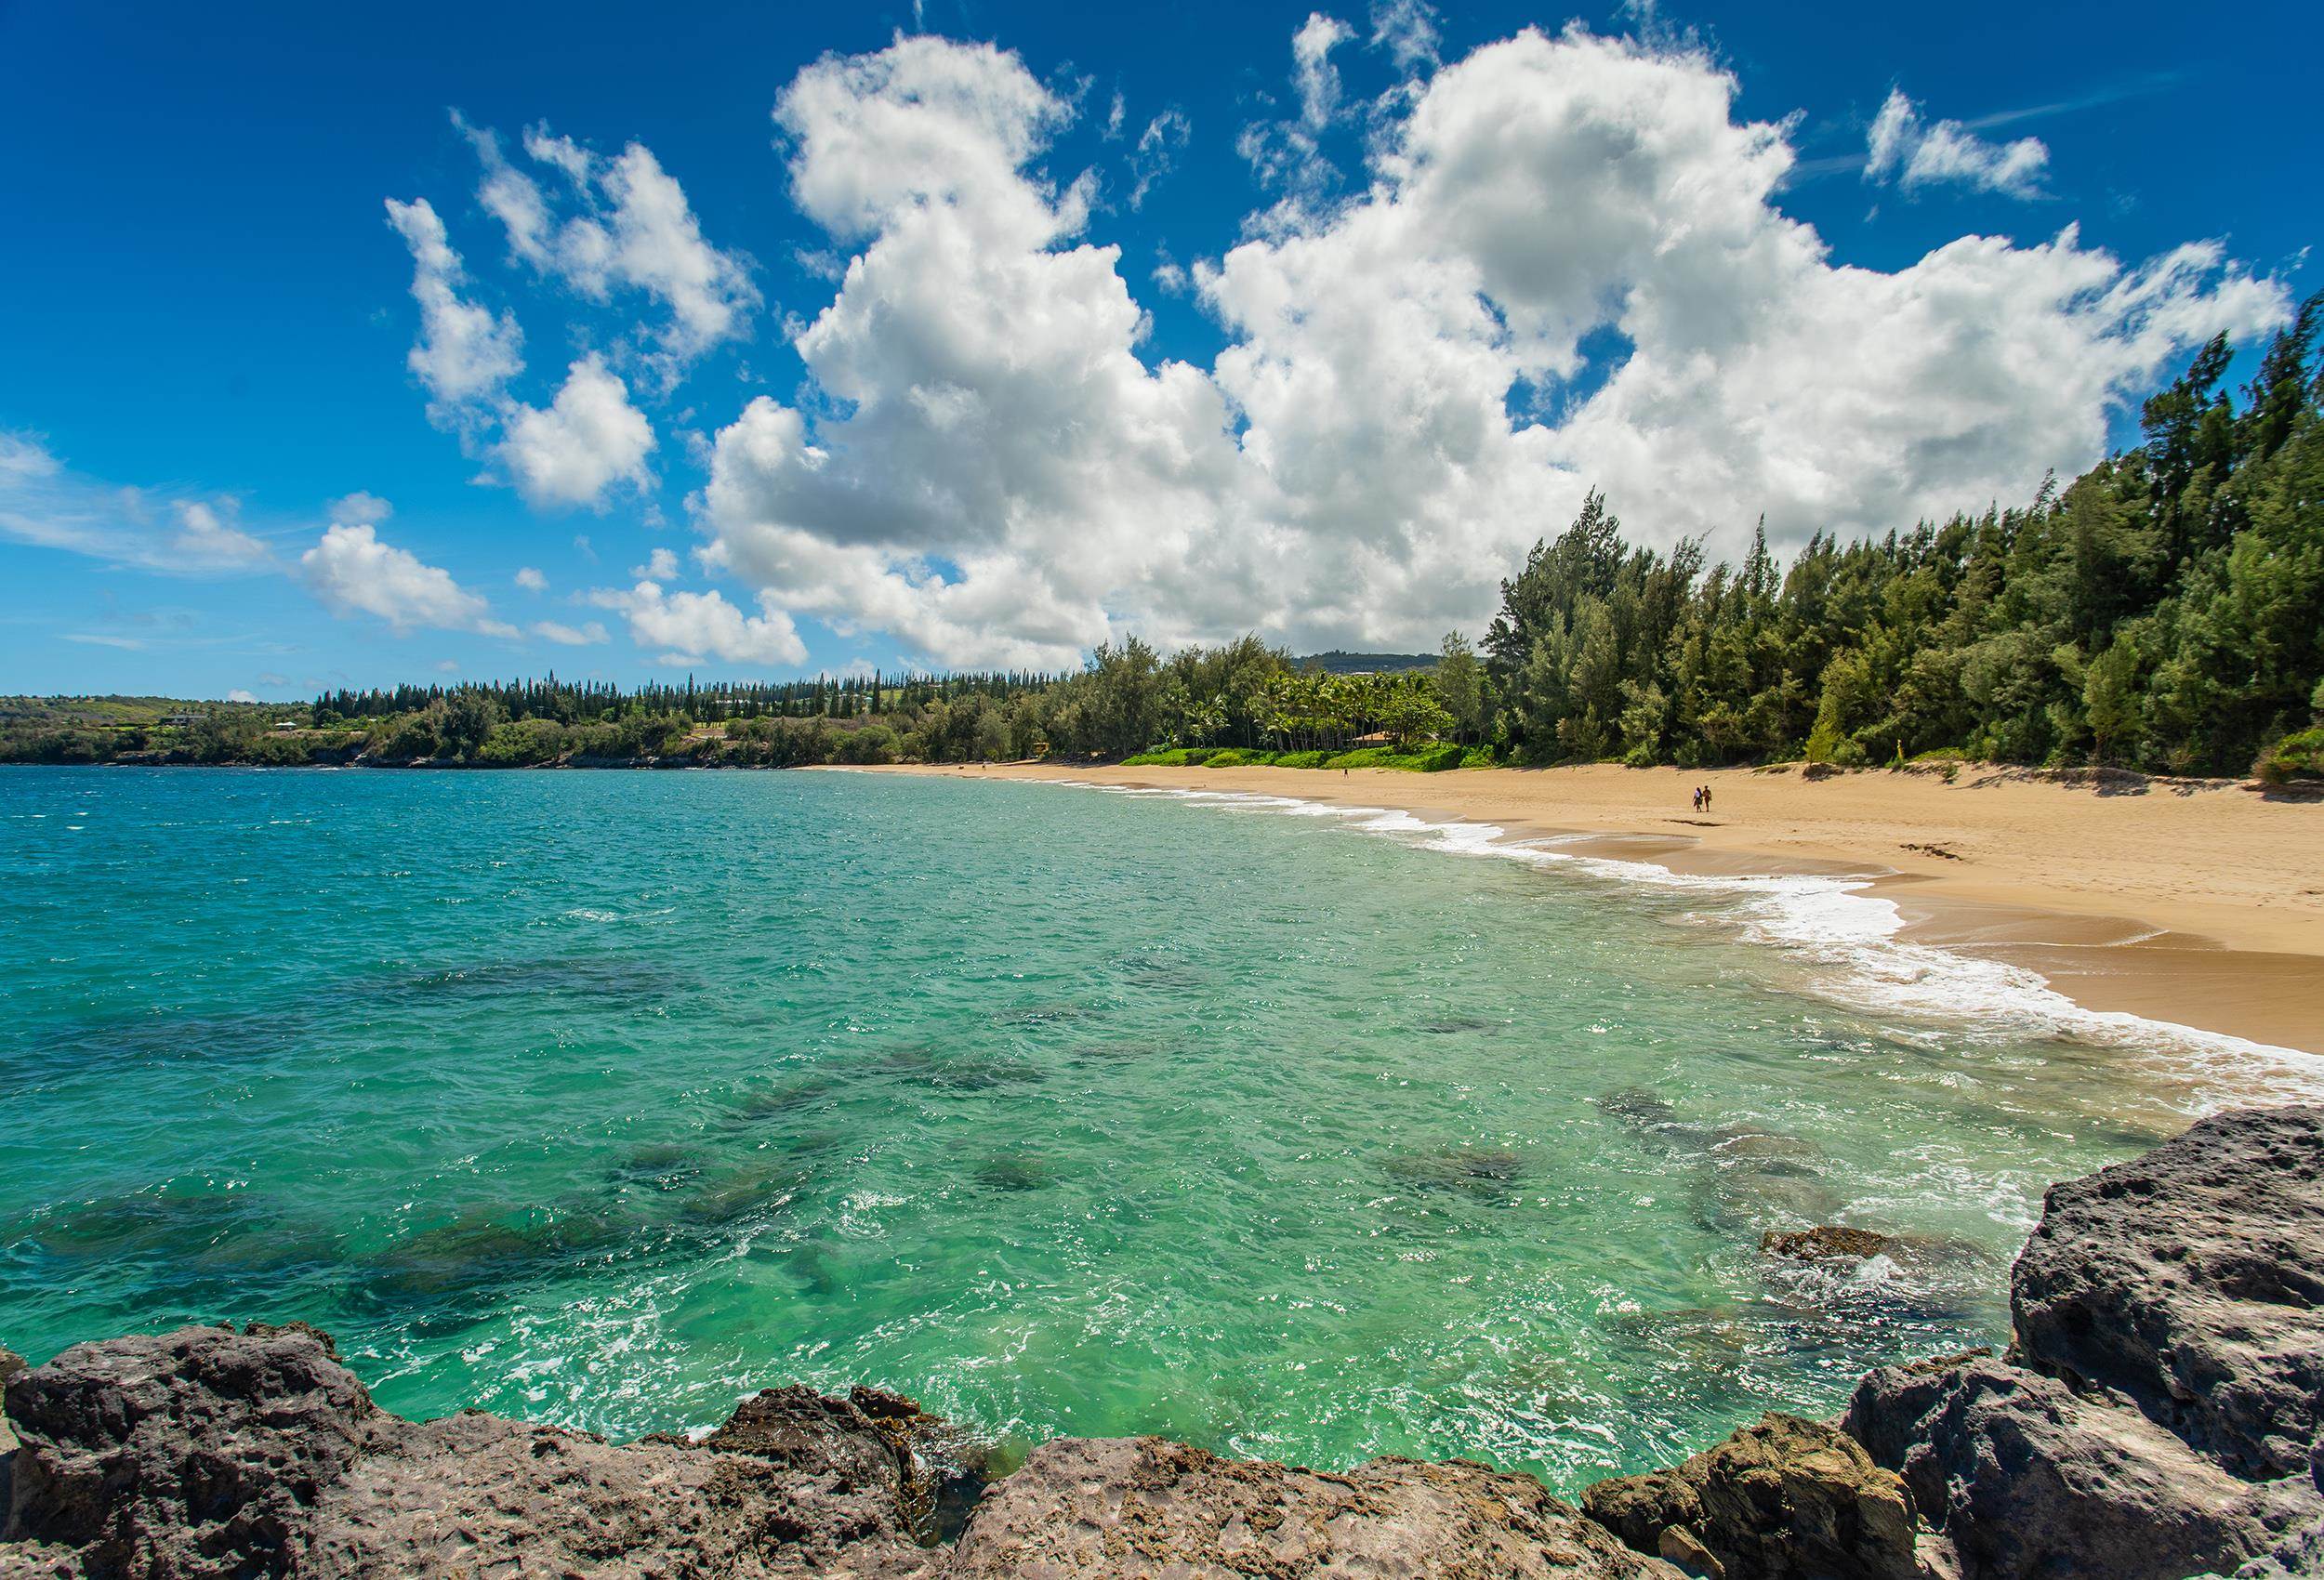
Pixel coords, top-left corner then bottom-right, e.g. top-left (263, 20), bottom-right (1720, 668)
top-left (2254, 727), bottom-right (2324, 785)
top-left (1274, 750), bottom-right (1333, 769)
top-left (832, 723), bottom-right (899, 765)
top-left (476, 718), bottom-right (567, 766)
top-left (1201, 748), bottom-right (1276, 767)
top-left (1459, 745), bottom-right (1498, 769)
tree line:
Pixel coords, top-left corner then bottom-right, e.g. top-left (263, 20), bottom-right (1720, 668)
top-left (4, 305), bottom-right (2317, 781)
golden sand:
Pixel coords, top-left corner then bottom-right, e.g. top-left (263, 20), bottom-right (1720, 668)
top-left (846, 759), bottom-right (2324, 1054)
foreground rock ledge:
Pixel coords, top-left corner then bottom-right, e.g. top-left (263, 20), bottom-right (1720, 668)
top-left (5, 1106), bottom-right (2321, 1579)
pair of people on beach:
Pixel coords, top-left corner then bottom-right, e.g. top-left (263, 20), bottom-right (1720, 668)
top-left (1691, 783), bottom-right (1714, 812)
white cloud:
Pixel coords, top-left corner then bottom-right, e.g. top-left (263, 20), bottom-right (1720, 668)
top-left (531, 618), bottom-right (609, 645)
top-left (1866, 87), bottom-right (2050, 198)
top-left (497, 354), bottom-right (656, 509)
top-left (1293, 13), bottom-right (1356, 128)
top-left (632, 546), bottom-right (680, 579)
top-left (514, 565), bottom-right (548, 591)
top-left (327, 491), bottom-right (394, 526)
top-left (384, 198), bottom-right (524, 415)
top-left (680, 29), bottom-right (2283, 668)
top-left (1369, 0), bottom-right (1441, 71)
top-left (300, 521), bottom-right (516, 637)
top-left (0, 433), bottom-right (281, 573)
top-left (587, 579), bottom-right (806, 665)
top-left (1130, 110), bottom-right (1192, 210)
top-left (461, 116), bottom-right (758, 377)
top-left (170, 502), bottom-right (270, 566)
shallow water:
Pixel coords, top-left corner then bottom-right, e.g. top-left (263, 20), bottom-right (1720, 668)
top-left (0, 767), bottom-right (2304, 1491)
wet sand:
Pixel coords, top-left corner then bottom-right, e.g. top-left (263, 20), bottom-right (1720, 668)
top-left (843, 760), bottom-right (2324, 1055)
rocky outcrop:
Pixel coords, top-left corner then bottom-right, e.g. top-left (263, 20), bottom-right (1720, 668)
top-left (0, 1324), bottom-right (945, 1579)
top-left (1, 1327), bottom-right (1670, 1579)
top-left (1580, 1413), bottom-right (1921, 1580)
top-left (948, 1436), bottom-right (1684, 1579)
top-left (1842, 1105), bottom-right (2324, 1580)
top-left (2009, 1103), bottom-right (2324, 1479)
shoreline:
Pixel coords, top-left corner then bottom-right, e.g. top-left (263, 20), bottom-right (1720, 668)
top-left (838, 759), bottom-right (2324, 1057)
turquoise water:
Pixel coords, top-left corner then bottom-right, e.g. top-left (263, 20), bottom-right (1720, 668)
top-left (0, 767), bottom-right (2293, 1490)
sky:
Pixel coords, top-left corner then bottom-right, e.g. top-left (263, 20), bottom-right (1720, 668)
top-left (2, 0), bottom-right (2317, 700)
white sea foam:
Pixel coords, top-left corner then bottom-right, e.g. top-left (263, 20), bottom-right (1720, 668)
top-left (1029, 777), bottom-right (2324, 1109)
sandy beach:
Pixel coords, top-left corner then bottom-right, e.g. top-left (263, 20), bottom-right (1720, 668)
top-left (848, 760), bottom-right (2324, 1055)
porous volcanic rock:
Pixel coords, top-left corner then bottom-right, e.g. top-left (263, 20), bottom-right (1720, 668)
top-left (1844, 1355), bottom-right (2317, 1580)
top-left (1843, 1105), bottom-right (2324, 1580)
top-left (2009, 1103), bottom-right (2324, 1478)
top-left (1581, 1412), bottom-right (1921, 1580)
top-left (945, 1436), bottom-right (1685, 1578)
top-left (0, 1323), bottom-right (940, 1579)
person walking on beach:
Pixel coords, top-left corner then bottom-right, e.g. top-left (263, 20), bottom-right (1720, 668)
top-left (1703, 783), bottom-right (1713, 812)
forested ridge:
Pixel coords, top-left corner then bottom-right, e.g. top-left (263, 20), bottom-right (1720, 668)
top-left (5, 312), bottom-right (2319, 782)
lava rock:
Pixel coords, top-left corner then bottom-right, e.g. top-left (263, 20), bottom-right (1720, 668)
top-left (2010, 1104), bottom-right (2324, 1479)
top-left (1844, 1355), bottom-right (2320, 1580)
top-left (1582, 1412), bottom-right (1921, 1580)
top-left (0, 1325), bottom-right (941, 1579)
top-left (2, 1324), bottom-right (376, 1574)
top-left (946, 1436), bottom-right (1687, 1578)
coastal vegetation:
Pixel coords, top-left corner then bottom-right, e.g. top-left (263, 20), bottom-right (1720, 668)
top-left (4, 308), bottom-right (2318, 780)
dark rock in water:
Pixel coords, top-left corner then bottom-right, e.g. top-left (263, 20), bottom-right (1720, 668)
top-left (946, 1436), bottom-right (1686, 1578)
top-left (1582, 1412), bottom-right (1921, 1580)
top-left (0, 1349), bottom-right (22, 1383)
top-left (970, 1153), bottom-right (1055, 1192)
top-left (1844, 1355), bottom-right (2319, 1580)
top-left (1763, 1226), bottom-right (1893, 1262)
top-left (2009, 1103), bottom-right (2324, 1480)
top-left (1384, 1146), bottom-right (1527, 1200)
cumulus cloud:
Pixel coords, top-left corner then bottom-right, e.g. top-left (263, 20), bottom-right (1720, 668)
top-left (587, 579), bottom-right (806, 665)
top-left (679, 27), bottom-right (2283, 668)
top-left (1866, 87), bottom-right (2050, 198)
top-left (386, 194), bottom-right (659, 511)
top-left (0, 433), bottom-right (279, 573)
top-left (632, 546), bottom-right (680, 579)
top-left (514, 565), bottom-right (548, 591)
top-left (460, 115), bottom-right (758, 378)
top-left (384, 198), bottom-right (525, 415)
top-left (300, 514), bottom-right (516, 637)
top-left (497, 354), bottom-right (656, 509)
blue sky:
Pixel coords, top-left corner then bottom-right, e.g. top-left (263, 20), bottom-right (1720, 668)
top-left (2, 0), bottom-right (2317, 699)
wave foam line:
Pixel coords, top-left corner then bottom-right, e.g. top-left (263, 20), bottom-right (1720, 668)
top-left (1033, 777), bottom-right (2324, 1108)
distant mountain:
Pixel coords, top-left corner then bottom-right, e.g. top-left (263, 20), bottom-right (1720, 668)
top-left (1292, 651), bottom-right (1439, 674)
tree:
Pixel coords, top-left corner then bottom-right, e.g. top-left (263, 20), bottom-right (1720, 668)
top-left (1433, 632), bottom-right (1487, 743)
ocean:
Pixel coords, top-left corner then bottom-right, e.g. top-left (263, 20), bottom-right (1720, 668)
top-left (0, 766), bottom-right (2303, 1491)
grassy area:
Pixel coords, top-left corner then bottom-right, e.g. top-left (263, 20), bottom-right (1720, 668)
top-left (1118, 743), bottom-right (1488, 771)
